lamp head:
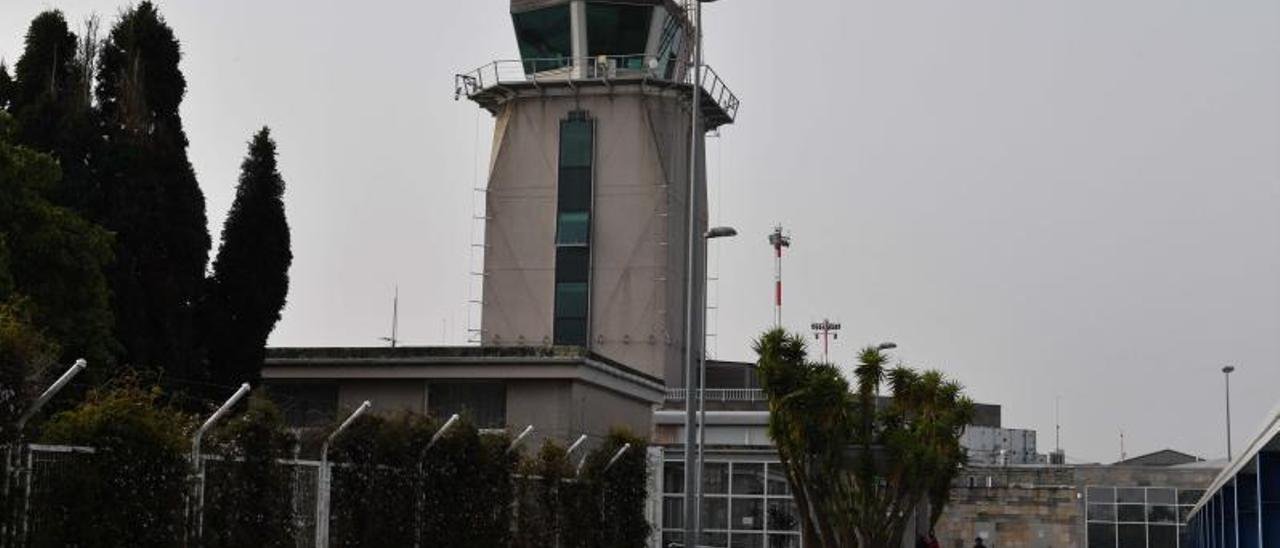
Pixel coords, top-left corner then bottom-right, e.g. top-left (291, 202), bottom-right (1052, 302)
top-left (1222, 365), bottom-right (1235, 374)
top-left (705, 226), bottom-right (738, 239)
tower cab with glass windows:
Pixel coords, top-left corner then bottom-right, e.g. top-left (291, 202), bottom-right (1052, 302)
top-left (459, 0), bottom-right (738, 126)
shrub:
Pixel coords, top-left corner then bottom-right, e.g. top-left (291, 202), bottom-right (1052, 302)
top-left (513, 439), bottom-right (571, 548)
top-left (561, 427), bottom-right (651, 548)
top-left (322, 412), bottom-right (518, 548)
top-left (32, 383), bottom-right (190, 548)
top-left (201, 390), bottom-right (297, 548)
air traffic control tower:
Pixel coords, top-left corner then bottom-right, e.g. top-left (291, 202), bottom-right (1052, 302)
top-left (456, 0), bottom-right (738, 386)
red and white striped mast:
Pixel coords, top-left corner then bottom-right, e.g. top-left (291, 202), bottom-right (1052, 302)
top-left (767, 226), bottom-right (791, 327)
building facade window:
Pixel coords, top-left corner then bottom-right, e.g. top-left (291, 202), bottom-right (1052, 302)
top-left (661, 459), bottom-right (802, 548)
top-left (265, 382), bottom-right (338, 427)
top-left (585, 4), bottom-right (653, 69)
top-left (427, 382), bottom-right (507, 429)
top-left (1085, 485), bottom-right (1203, 548)
top-left (554, 111), bottom-right (594, 347)
top-left (512, 5), bottom-right (572, 73)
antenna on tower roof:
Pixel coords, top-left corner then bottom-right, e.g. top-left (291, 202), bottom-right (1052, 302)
top-left (379, 285), bottom-right (399, 348)
top-left (1055, 396), bottom-right (1061, 453)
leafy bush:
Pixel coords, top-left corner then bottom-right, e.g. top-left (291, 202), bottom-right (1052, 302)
top-left (560, 428), bottom-right (650, 548)
top-left (5, 384), bottom-right (653, 548)
top-left (201, 390), bottom-right (296, 548)
top-left (595, 428), bottom-right (651, 548)
top-left (328, 412), bottom-right (432, 547)
top-left (513, 440), bottom-right (571, 548)
top-left (32, 383), bottom-right (191, 548)
top-left (326, 412), bottom-right (517, 548)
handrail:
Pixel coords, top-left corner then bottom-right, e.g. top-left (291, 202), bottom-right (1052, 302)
top-left (666, 388), bottom-right (764, 402)
top-left (455, 54), bottom-right (739, 123)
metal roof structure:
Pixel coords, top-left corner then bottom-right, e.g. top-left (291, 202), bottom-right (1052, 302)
top-left (1184, 403), bottom-right (1280, 547)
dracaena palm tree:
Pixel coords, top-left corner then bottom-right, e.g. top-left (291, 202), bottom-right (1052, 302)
top-left (755, 328), bottom-right (974, 548)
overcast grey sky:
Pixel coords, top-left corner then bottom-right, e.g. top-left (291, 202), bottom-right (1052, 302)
top-left (2, 0), bottom-right (1277, 464)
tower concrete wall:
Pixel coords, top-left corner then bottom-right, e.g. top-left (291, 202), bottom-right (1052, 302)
top-left (480, 85), bottom-right (706, 385)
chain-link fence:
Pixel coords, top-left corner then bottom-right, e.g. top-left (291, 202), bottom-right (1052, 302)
top-left (3, 444), bottom-right (323, 548)
top-left (4, 438), bottom-right (649, 548)
top-left (22, 444), bottom-right (96, 545)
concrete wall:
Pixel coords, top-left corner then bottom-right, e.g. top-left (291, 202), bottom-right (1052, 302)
top-left (480, 87), bottom-right (705, 385)
top-left (506, 379), bottom-right (574, 446)
top-left (320, 376), bottom-right (654, 449)
top-left (933, 465), bottom-right (1221, 548)
top-left (570, 379), bottom-right (656, 448)
top-left (935, 483), bottom-right (1081, 548)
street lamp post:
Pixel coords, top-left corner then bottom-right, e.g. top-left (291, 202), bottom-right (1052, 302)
top-left (1222, 365), bottom-right (1235, 461)
top-left (682, 1), bottom-right (727, 545)
top-left (689, 226), bottom-right (737, 541)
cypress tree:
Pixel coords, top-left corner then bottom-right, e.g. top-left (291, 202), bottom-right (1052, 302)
top-left (11, 11), bottom-right (79, 153)
top-left (204, 127), bottom-right (291, 385)
top-left (96, 2), bottom-right (210, 379)
top-left (9, 11), bottom-right (100, 214)
top-left (0, 112), bottom-right (114, 366)
top-left (0, 63), bottom-right (13, 111)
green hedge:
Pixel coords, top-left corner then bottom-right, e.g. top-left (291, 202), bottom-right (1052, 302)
top-left (31, 385), bottom-right (190, 548)
top-left (5, 387), bottom-right (652, 547)
top-left (201, 391), bottom-right (297, 548)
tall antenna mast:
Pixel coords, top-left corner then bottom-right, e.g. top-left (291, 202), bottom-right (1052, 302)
top-left (767, 226), bottom-right (791, 328)
top-left (1055, 396), bottom-right (1061, 452)
top-left (1119, 429), bottom-right (1126, 461)
top-left (380, 285), bottom-right (399, 348)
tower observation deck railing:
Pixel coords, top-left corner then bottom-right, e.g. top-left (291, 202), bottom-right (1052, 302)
top-left (455, 55), bottom-right (739, 127)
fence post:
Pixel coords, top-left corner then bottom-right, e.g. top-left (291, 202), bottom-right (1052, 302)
top-left (315, 463), bottom-right (330, 548)
top-left (16, 451), bottom-right (31, 544)
top-left (0, 444), bottom-right (18, 548)
top-left (187, 383), bottom-right (251, 547)
top-left (1, 444), bottom-right (13, 548)
top-left (3, 359), bottom-right (87, 547)
top-left (317, 401), bottom-right (371, 548)
top-left (413, 414), bottom-right (461, 548)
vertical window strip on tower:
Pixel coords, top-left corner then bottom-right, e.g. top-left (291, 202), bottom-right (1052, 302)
top-left (554, 111), bottom-right (594, 346)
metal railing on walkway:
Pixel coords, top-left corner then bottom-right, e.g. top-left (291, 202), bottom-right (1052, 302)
top-left (665, 388), bottom-right (765, 402)
top-left (455, 54), bottom-right (739, 123)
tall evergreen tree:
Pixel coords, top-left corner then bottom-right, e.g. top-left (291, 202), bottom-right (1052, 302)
top-left (0, 112), bottom-right (114, 366)
top-left (11, 11), bottom-right (79, 152)
top-left (96, 2), bottom-right (210, 379)
top-left (0, 63), bottom-right (13, 111)
top-left (204, 128), bottom-right (291, 385)
top-left (9, 11), bottom-right (99, 213)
